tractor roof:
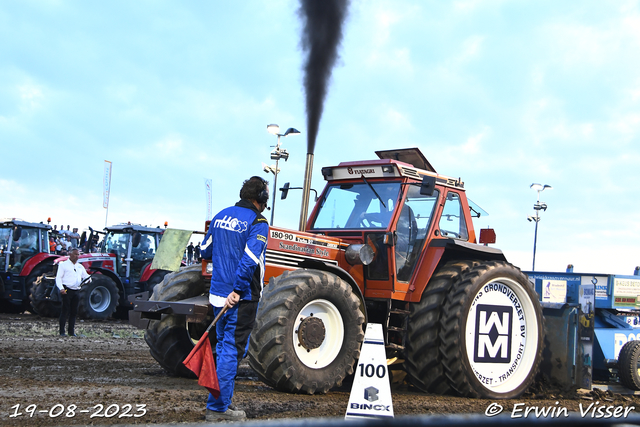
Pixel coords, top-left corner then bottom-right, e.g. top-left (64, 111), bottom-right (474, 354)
top-left (321, 147), bottom-right (464, 190)
top-left (104, 223), bottom-right (165, 234)
top-left (0, 218), bottom-right (52, 230)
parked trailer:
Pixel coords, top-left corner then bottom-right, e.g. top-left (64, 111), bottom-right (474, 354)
top-left (527, 268), bottom-right (640, 391)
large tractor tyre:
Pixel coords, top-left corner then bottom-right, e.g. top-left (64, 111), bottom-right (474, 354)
top-left (618, 340), bottom-right (640, 390)
top-left (144, 264), bottom-right (211, 378)
top-left (439, 261), bottom-right (544, 399)
top-left (27, 263), bottom-right (55, 315)
top-left (78, 275), bottom-right (120, 320)
top-left (248, 269), bottom-right (365, 394)
top-left (30, 276), bottom-right (61, 318)
top-left (405, 260), bottom-right (479, 395)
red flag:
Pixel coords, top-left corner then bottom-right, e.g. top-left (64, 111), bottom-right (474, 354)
top-left (183, 331), bottom-right (220, 398)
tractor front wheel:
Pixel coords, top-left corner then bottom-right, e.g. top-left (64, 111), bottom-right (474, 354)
top-left (78, 275), bottom-right (119, 320)
top-left (248, 269), bottom-right (365, 394)
top-left (439, 261), bottom-right (544, 399)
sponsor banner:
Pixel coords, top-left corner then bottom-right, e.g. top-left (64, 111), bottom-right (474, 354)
top-left (467, 282), bottom-right (527, 388)
top-left (345, 323), bottom-right (394, 420)
top-left (103, 160), bottom-right (112, 209)
top-left (205, 178), bottom-right (212, 220)
top-left (581, 275), bottom-right (609, 300)
top-left (613, 278), bottom-right (640, 306)
top-left (541, 280), bottom-right (567, 304)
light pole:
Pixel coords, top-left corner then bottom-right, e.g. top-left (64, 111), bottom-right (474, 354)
top-left (266, 124), bottom-right (300, 225)
top-left (527, 183), bottom-right (552, 271)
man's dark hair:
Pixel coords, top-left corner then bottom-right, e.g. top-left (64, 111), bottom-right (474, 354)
top-left (240, 176), bottom-right (269, 201)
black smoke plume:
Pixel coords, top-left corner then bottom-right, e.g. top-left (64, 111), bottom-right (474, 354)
top-left (299, 0), bottom-right (350, 155)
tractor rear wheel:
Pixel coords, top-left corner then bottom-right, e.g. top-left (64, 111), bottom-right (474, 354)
top-left (78, 275), bottom-right (119, 320)
top-left (144, 265), bottom-right (211, 378)
top-left (405, 260), bottom-right (479, 394)
top-left (439, 261), bottom-right (544, 399)
top-left (618, 340), bottom-right (640, 390)
top-left (248, 269), bottom-right (365, 394)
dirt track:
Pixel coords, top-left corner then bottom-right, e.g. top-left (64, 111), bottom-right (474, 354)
top-left (1, 313), bottom-right (640, 426)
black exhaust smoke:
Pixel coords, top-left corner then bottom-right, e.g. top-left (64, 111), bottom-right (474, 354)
top-left (298, 0), bottom-right (349, 231)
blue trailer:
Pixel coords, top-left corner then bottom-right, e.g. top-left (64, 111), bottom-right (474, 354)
top-left (526, 268), bottom-right (640, 392)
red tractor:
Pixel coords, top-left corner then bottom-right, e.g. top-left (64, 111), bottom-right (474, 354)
top-left (0, 219), bottom-right (57, 313)
top-left (131, 148), bottom-right (544, 399)
top-left (32, 223), bottom-right (171, 319)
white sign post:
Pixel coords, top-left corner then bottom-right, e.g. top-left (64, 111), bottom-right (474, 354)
top-left (345, 323), bottom-right (394, 420)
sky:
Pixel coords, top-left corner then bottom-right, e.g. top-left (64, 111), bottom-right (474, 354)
top-left (1, 0), bottom-right (639, 275)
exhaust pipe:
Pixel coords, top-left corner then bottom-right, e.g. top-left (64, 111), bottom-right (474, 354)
top-left (298, 153), bottom-right (314, 231)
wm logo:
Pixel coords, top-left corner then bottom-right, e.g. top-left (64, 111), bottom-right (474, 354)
top-left (474, 304), bottom-right (512, 363)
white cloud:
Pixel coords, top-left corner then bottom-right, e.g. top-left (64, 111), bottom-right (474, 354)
top-left (18, 83), bottom-right (44, 113)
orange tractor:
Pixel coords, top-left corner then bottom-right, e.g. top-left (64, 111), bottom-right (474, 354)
top-left (131, 148), bottom-right (544, 399)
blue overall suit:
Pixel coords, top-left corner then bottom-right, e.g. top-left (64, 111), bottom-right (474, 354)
top-left (201, 199), bottom-right (269, 413)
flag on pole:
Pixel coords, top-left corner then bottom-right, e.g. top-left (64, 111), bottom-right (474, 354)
top-left (103, 160), bottom-right (112, 209)
top-left (183, 330), bottom-right (220, 398)
top-left (205, 178), bottom-right (212, 220)
top-left (182, 305), bottom-right (228, 398)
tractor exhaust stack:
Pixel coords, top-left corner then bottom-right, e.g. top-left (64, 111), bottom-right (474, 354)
top-left (298, 153), bottom-right (314, 231)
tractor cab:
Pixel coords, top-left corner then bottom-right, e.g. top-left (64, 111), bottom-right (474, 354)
top-left (306, 148), bottom-right (483, 302)
top-left (98, 224), bottom-right (163, 282)
top-left (0, 218), bottom-right (53, 312)
top-left (0, 219), bottom-right (51, 274)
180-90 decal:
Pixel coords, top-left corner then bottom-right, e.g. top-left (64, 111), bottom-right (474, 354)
top-left (270, 230), bottom-right (337, 257)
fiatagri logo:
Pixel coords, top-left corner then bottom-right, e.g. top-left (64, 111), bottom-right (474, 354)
top-left (347, 167), bottom-right (375, 175)
top-left (213, 215), bottom-right (247, 233)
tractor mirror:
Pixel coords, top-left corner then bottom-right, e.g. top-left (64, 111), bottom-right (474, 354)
top-left (419, 176), bottom-right (436, 196)
top-left (13, 226), bottom-right (22, 241)
top-left (280, 182), bottom-right (291, 200)
top-left (132, 232), bottom-right (142, 247)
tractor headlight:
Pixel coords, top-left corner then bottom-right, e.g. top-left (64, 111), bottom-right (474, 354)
top-left (345, 244), bottom-right (375, 266)
top-left (205, 262), bottom-right (213, 274)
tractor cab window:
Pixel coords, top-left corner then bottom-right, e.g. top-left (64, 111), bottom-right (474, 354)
top-left (130, 232), bottom-right (157, 280)
top-left (311, 182), bottom-right (401, 230)
top-left (395, 187), bottom-right (440, 282)
top-left (10, 228), bottom-right (38, 271)
top-left (131, 233), bottom-right (156, 262)
top-left (101, 232), bottom-right (130, 276)
top-left (0, 228), bottom-right (10, 271)
top-left (439, 192), bottom-right (468, 240)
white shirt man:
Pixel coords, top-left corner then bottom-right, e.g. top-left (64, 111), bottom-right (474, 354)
top-left (55, 250), bottom-right (90, 291)
top-left (56, 249), bottom-right (90, 337)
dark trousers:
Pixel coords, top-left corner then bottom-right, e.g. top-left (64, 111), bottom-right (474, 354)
top-left (59, 289), bottom-right (80, 335)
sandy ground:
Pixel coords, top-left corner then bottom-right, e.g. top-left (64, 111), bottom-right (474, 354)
top-left (1, 313), bottom-right (640, 426)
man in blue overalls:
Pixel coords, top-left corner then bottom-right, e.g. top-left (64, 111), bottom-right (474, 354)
top-left (202, 176), bottom-right (269, 422)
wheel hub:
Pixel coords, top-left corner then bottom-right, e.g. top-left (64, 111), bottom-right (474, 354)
top-left (297, 316), bottom-right (325, 351)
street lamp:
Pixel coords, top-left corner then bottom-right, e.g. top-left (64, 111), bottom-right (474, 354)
top-left (265, 124), bottom-right (300, 225)
top-left (528, 183), bottom-right (552, 271)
